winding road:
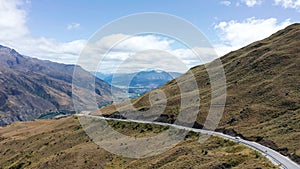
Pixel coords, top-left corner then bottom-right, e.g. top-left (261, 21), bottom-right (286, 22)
top-left (77, 112), bottom-right (300, 169)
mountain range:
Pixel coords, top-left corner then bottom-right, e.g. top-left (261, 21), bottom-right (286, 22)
top-left (95, 70), bottom-right (181, 97)
top-left (0, 45), bottom-right (121, 126)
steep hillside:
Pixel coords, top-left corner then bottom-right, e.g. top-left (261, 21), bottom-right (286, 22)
top-left (96, 23), bottom-right (300, 162)
top-left (0, 116), bottom-right (275, 169)
top-left (0, 45), bottom-right (121, 126)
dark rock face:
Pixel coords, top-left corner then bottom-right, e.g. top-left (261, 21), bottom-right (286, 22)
top-left (215, 128), bottom-right (245, 139)
top-left (226, 117), bottom-right (238, 125)
top-left (289, 154), bottom-right (300, 164)
top-left (192, 122), bottom-right (203, 129)
top-left (103, 111), bottom-right (127, 119)
top-left (0, 45), bottom-right (122, 126)
top-left (155, 114), bottom-right (175, 124)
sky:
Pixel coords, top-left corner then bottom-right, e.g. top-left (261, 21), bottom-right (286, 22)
top-left (0, 0), bottom-right (299, 73)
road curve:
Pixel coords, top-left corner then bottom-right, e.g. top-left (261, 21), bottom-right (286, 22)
top-left (77, 112), bottom-right (300, 169)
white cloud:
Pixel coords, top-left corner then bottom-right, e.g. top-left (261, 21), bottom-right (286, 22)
top-left (274, 0), bottom-right (300, 10)
top-left (171, 47), bottom-right (218, 64)
top-left (241, 0), bottom-right (263, 7)
top-left (220, 1), bottom-right (232, 6)
top-left (0, 0), bottom-right (219, 73)
top-left (17, 38), bottom-right (86, 63)
top-left (213, 44), bottom-right (239, 57)
top-left (94, 34), bottom-right (172, 52)
top-left (0, 0), bottom-right (29, 41)
top-left (0, 0), bottom-right (86, 64)
top-left (3, 0), bottom-right (273, 74)
top-left (109, 50), bottom-right (190, 74)
top-left (67, 23), bottom-right (80, 30)
top-left (214, 17), bottom-right (292, 56)
top-left (78, 34), bottom-right (219, 73)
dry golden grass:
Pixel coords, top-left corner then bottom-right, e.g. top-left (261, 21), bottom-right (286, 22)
top-left (0, 116), bottom-right (276, 169)
top-left (95, 23), bottom-right (300, 163)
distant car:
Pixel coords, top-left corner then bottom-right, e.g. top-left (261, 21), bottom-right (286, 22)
top-left (235, 136), bottom-right (241, 142)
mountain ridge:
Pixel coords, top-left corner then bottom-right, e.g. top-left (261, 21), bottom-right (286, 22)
top-left (0, 45), bottom-right (121, 126)
top-left (95, 70), bottom-right (181, 87)
top-left (95, 70), bottom-right (181, 98)
top-left (96, 23), bottom-right (300, 163)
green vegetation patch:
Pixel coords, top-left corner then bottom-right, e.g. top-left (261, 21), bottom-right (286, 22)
top-left (37, 110), bottom-right (76, 119)
top-left (107, 121), bottom-right (170, 137)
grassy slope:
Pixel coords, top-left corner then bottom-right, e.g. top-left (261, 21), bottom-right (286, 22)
top-left (0, 116), bottom-right (275, 169)
top-left (95, 24), bottom-right (300, 161)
